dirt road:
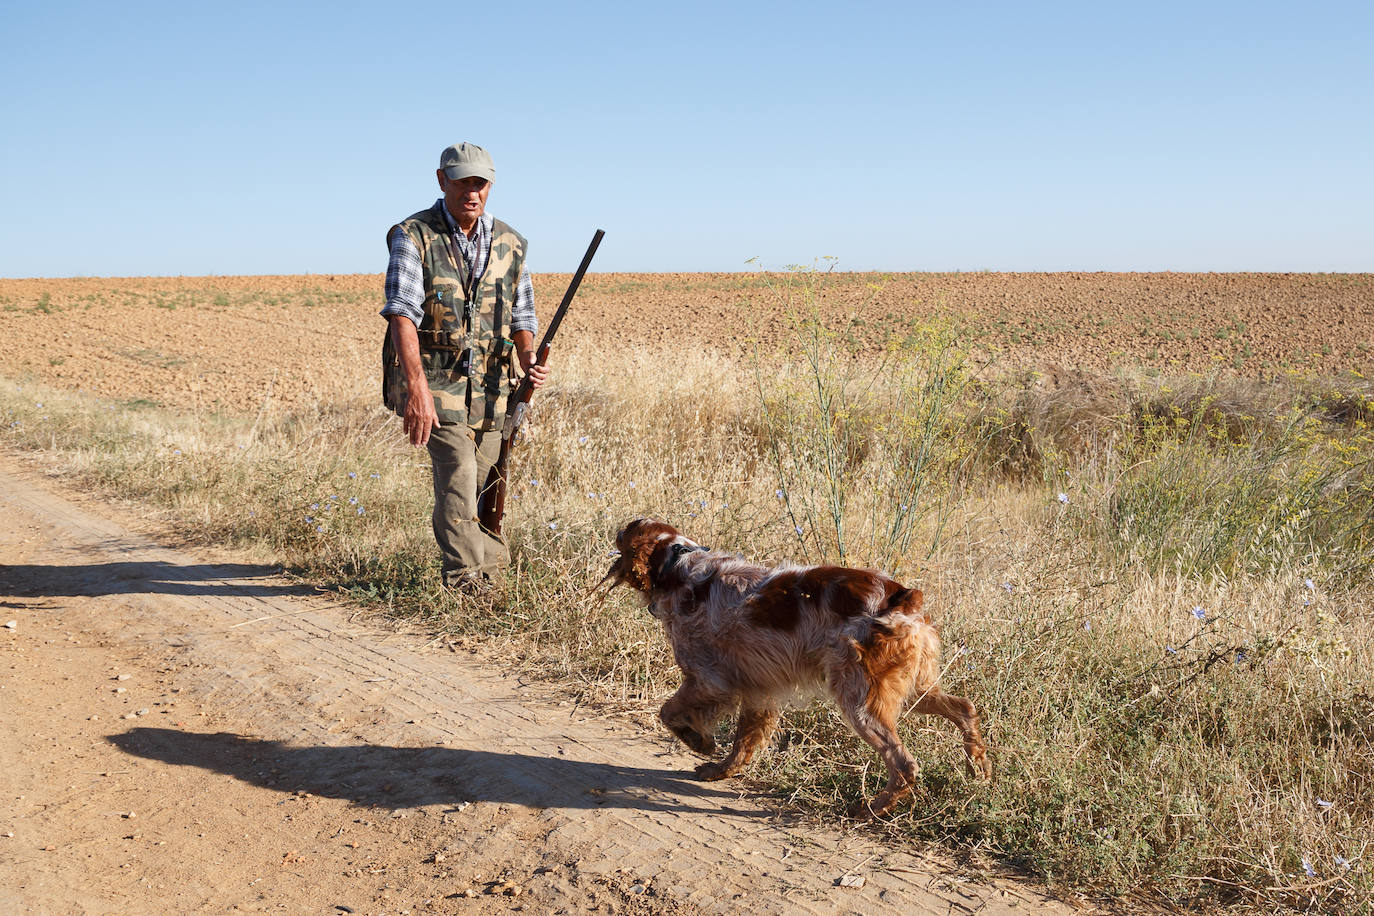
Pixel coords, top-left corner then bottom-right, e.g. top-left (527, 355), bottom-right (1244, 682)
top-left (0, 457), bottom-right (1075, 915)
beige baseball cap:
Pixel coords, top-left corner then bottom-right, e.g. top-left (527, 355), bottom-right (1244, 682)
top-left (440, 142), bottom-right (495, 181)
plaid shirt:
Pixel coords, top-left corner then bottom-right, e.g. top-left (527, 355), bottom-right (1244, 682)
top-left (381, 200), bottom-right (537, 335)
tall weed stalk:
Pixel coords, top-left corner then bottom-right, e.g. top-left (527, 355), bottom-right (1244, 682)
top-left (753, 267), bottom-right (983, 573)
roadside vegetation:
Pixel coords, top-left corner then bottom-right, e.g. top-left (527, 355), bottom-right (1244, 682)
top-left (2, 271), bottom-right (1371, 913)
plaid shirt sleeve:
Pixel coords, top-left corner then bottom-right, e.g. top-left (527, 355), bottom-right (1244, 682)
top-left (380, 227), bottom-right (425, 327)
top-left (510, 264), bottom-right (537, 336)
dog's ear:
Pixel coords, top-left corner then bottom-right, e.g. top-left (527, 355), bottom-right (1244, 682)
top-left (621, 520), bottom-right (659, 592)
top-left (598, 518), bottom-right (678, 594)
top-left (592, 518), bottom-right (650, 596)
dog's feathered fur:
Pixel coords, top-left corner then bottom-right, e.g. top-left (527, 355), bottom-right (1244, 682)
top-left (599, 517), bottom-right (991, 817)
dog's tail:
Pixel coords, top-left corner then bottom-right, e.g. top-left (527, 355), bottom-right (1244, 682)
top-left (863, 585), bottom-right (926, 641)
top-left (853, 586), bottom-right (942, 703)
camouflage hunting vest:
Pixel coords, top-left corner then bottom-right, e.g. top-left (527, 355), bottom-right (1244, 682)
top-left (382, 204), bottom-right (527, 430)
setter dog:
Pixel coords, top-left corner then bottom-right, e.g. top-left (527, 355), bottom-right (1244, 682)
top-left (597, 517), bottom-right (991, 818)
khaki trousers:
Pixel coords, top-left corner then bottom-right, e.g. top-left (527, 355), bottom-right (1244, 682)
top-left (426, 424), bottom-right (509, 582)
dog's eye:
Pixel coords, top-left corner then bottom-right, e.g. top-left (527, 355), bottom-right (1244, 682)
top-left (608, 550), bottom-right (621, 557)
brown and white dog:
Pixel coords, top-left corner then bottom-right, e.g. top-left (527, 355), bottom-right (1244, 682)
top-left (598, 517), bottom-right (991, 818)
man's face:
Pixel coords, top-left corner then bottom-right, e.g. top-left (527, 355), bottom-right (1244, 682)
top-left (437, 171), bottom-right (491, 227)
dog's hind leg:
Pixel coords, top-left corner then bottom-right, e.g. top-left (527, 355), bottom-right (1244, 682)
top-left (660, 679), bottom-right (731, 758)
top-left (826, 646), bottom-right (922, 818)
top-left (694, 700), bottom-right (780, 781)
top-left (910, 689), bottom-right (991, 779)
top-left (846, 684), bottom-right (922, 818)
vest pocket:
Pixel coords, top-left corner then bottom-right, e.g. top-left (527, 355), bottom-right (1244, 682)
top-left (479, 340), bottom-right (511, 390)
top-left (422, 347), bottom-right (465, 381)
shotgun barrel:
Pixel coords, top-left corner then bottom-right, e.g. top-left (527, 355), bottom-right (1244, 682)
top-left (478, 229), bottom-right (605, 537)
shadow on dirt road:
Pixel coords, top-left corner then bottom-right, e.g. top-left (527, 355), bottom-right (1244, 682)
top-left (109, 727), bottom-right (739, 816)
top-left (1, 557), bottom-right (314, 598)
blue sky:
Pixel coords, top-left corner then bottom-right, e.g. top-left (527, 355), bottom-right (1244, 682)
top-left (1, 1), bottom-right (1370, 277)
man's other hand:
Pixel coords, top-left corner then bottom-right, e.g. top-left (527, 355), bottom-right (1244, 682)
top-left (404, 389), bottom-right (441, 446)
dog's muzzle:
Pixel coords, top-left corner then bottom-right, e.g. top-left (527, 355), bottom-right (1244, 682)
top-left (659, 542), bottom-right (709, 580)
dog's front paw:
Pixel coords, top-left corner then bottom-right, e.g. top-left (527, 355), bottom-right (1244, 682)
top-left (694, 760), bottom-right (731, 781)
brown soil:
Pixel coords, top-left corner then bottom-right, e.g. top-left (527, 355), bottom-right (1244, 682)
top-left (3, 272), bottom-right (1371, 414)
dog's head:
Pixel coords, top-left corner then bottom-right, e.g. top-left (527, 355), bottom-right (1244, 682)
top-left (597, 517), bottom-right (701, 596)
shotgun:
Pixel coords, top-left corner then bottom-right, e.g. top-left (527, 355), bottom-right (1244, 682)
top-left (478, 229), bottom-right (605, 537)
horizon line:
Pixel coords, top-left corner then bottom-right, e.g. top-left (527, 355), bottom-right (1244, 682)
top-left (3, 268), bottom-right (1372, 282)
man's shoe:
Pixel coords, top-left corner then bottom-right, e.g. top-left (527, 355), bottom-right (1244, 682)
top-left (443, 571), bottom-right (492, 596)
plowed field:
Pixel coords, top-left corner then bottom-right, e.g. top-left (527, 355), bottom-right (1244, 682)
top-left (4, 272), bottom-right (1371, 412)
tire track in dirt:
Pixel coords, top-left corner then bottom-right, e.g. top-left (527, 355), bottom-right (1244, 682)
top-left (0, 457), bottom-right (1077, 914)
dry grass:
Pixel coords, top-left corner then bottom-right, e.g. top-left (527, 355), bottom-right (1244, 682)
top-left (3, 293), bottom-right (1372, 912)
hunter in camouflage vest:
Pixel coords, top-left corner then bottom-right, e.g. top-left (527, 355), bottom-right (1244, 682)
top-left (381, 203), bottom-right (527, 430)
top-left (380, 142), bottom-right (547, 592)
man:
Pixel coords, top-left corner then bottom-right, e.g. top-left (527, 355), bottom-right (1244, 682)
top-left (381, 141), bottom-right (548, 592)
